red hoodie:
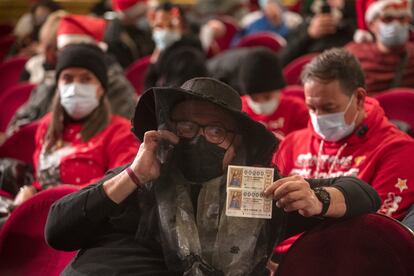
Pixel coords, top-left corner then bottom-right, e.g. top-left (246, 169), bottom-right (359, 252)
top-left (32, 113), bottom-right (139, 190)
top-left (241, 93), bottom-right (309, 140)
top-left (275, 97), bottom-right (414, 220)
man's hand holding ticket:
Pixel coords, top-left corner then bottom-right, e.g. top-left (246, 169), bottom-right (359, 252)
top-left (226, 165), bottom-right (274, 219)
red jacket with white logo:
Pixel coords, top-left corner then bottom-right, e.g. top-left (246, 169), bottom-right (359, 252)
top-left (241, 94), bottom-right (309, 140)
top-left (274, 97), bottom-right (414, 220)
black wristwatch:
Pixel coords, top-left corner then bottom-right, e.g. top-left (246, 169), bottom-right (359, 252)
top-left (313, 187), bottom-right (331, 216)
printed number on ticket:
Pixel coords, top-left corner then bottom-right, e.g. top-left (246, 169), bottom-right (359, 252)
top-left (226, 165), bottom-right (274, 219)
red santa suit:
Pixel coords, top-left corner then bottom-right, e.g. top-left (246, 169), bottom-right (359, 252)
top-left (241, 93), bottom-right (309, 140)
top-left (275, 97), bottom-right (414, 220)
top-left (33, 113), bottom-right (139, 190)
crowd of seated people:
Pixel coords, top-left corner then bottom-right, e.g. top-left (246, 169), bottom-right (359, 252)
top-left (13, 43), bottom-right (140, 207)
top-left (0, 0), bottom-right (413, 275)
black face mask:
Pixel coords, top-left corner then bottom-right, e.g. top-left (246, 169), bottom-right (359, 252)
top-left (176, 136), bottom-right (226, 183)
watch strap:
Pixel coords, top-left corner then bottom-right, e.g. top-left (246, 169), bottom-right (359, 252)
top-left (313, 187), bottom-right (331, 216)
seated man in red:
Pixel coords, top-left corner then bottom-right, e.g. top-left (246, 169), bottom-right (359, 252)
top-left (275, 48), bottom-right (414, 221)
top-left (239, 47), bottom-right (309, 140)
top-left (346, 0), bottom-right (414, 94)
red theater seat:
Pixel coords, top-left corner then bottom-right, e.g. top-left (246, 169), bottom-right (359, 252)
top-left (213, 16), bottom-right (239, 55)
top-left (375, 89), bottom-right (414, 136)
top-left (0, 56), bottom-right (28, 93)
top-left (125, 55), bottom-right (151, 96)
top-left (0, 24), bottom-right (13, 36)
top-left (235, 32), bottom-right (286, 52)
top-left (0, 121), bottom-right (39, 166)
top-left (278, 213), bottom-right (414, 276)
top-left (0, 35), bottom-right (15, 62)
top-left (0, 186), bottom-right (78, 276)
top-left (283, 53), bottom-right (318, 85)
top-left (0, 82), bottom-right (35, 131)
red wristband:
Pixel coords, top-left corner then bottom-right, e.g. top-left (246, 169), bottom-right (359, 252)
top-left (126, 167), bottom-right (141, 187)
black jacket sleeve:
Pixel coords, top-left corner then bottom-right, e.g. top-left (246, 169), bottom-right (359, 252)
top-left (45, 166), bottom-right (128, 251)
top-left (278, 21), bottom-right (314, 67)
top-left (282, 176), bottom-right (381, 238)
top-left (20, 68), bottom-right (30, 82)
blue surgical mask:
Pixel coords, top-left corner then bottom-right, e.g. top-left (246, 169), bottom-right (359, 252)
top-left (378, 21), bottom-right (409, 47)
top-left (152, 29), bottom-right (181, 51)
top-left (310, 95), bottom-right (359, 142)
top-left (259, 0), bottom-right (282, 9)
top-left (247, 97), bottom-right (279, 115)
top-left (59, 83), bottom-right (99, 120)
top-left (259, 0), bottom-right (269, 9)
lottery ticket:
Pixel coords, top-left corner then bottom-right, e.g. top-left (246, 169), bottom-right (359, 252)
top-left (226, 165), bottom-right (274, 219)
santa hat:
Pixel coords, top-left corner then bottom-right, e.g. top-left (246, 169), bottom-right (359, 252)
top-left (354, 0), bottom-right (412, 43)
top-left (112, 0), bottom-right (147, 19)
top-left (57, 15), bottom-right (107, 51)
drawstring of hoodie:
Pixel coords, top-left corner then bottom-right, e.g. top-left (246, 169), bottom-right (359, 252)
top-left (315, 140), bottom-right (348, 178)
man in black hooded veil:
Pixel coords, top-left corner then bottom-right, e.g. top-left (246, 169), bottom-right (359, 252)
top-left (45, 77), bottom-right (380, 275)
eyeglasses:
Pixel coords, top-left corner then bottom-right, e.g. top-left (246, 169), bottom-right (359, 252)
top-left (173, 120), bottom-right (235, 145)
top-left (379, 15), bottom-right (410, 24)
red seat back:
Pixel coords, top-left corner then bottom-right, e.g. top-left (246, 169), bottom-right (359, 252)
top-left (374, 89), bottom-right (414, 134)
top-left (125, 55), bottom-right (151, 96)
top-left (285, 0), bottom-right (302, 13)
top-left (0, 24), bottom-right (13, 36)
top-left (281, 85), bottom-right (305, 100)
top-left (235, 32), bottom-right (286, 52)
top-left (0, 121), bottom-right (39, 166)
top-left (283, 53), bottom-right (319, 85)
top-left (0, 56), bottom-right (28, 93)
top-left (0, 82), bottom-right (35, 131)
top-left (215, 16), bottom-right (240, 53)
top-left (278, 213), bottom-right (414, 276)
top-left (0, 35), bottom-right (16, 62)
top-left (0, 186), bottom-right (78, 276)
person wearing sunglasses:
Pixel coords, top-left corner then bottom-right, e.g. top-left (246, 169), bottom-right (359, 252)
top-left (45, 77), bottom-right (380, 275)
top-left (346, 0), bottom-right (414, 94)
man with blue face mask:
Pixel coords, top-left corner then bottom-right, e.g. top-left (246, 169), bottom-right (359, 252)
top-left (144, 2), bottom-right (203, 89)
top-left (105, 0), bottom-right (154, 68)
top-left (275, 48), bottom-right (414, 223)
top-left (346, 0), bottom-right (414, 93)
top-left (232, 0), bottom-right (303, 45)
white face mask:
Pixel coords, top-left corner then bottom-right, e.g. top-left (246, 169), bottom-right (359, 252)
top-left (59, 83), bottom-right (100, 120)
top-left (378, 21), bottom-right (409, 48)
top-left (247, 97), bottom-right (279, 115)
top-left (152, 29), bottom-right (181, 51)
top-left (310, 95), bottom-right (359, 142)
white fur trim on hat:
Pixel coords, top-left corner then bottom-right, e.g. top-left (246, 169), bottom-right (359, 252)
top-left (57, 34), bottom-right (108, 51)
top-left (353, 29), bottom-right (374, 43)
top-left (365, 0), bottom-right (412, 23)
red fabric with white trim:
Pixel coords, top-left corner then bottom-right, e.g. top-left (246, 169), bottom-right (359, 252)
top-left (57, 15), bottom-right (107, 49)
top-left (365, 0), bottom-right (412, 24)
top-left (241, 93), bottom-right (309, 140)
top-left (32, 113), bottom-right (139, 190)
top-left (275, 97), bottom-right (414, 220)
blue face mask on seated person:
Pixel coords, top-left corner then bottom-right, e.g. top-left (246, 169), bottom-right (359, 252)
top-left (59, 83), bottom-right (99, 120)
top-left (378, 21), bottom-right (409, 47)
top-left (310, 94), bottom-right (359, 142)
top-left (152, 29), bottom-right (181, 51)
